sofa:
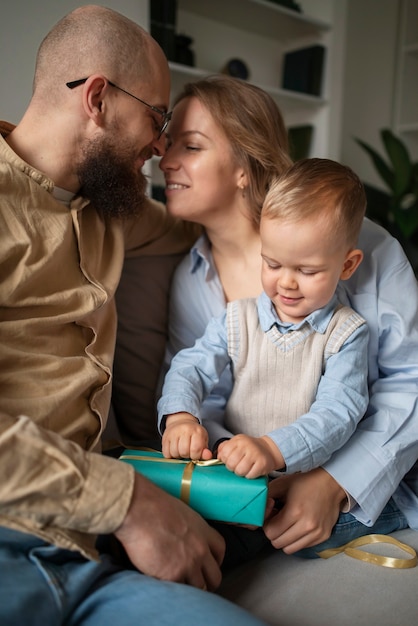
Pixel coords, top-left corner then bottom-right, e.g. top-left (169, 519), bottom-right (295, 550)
top-left (107, 253), bottom-right (418, 626)
top-left (219, 528), bottom-right (418, 625)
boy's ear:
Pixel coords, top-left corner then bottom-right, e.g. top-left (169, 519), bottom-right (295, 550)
top-left (340, 248), bottom-right (364, 280)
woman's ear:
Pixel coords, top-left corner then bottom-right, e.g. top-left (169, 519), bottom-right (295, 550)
top-left (237, 169), bottom-right (249, 191)
top-left (340, 248), bottom-right (364, 280)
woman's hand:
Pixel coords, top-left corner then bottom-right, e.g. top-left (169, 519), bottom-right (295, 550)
top-left (263, 468), bottom-right (347, 553)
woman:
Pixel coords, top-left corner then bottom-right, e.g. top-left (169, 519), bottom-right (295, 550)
top-left (159, 75), bottom-right (417, 561)
top-left (160, 76), bottom-right (291, 448)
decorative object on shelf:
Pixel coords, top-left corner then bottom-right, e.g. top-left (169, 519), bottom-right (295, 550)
top-left (282, 44), bottom-right (325, 96)
top-left (265, 0), bottom-right (302, 13)
top-left (221, 58), bottom-right (250, 80)
top-left (355, 128), bottom-right (418, 274)
top-left (150, 0), bottom-right (178, 61)
top-left (174, 33), bottom-right (195, 67)
top-left (287, 124), bottom-right (314, 161)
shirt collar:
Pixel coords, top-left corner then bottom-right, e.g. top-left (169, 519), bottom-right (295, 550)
top-left (189, 233), bottom-right (218, 280)
top-left (53, 186), bottom-right (76, 207)
top-left (0, 122), bottom-right (55, 193)
top-left (258, 291), bottom-right (339, 334)
top-left (1, 122), bottom-right (91, 213)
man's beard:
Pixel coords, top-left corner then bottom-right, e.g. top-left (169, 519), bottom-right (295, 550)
top-left (76, 133), bottom-right (149, 219)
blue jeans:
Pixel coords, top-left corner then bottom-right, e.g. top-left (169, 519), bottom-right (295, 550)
top-left (296, 497), bottom-right (409, 558)
top-left (0, 527), bottom-right (266, 626)
top-left (212, 497), bottom-right (409, 567)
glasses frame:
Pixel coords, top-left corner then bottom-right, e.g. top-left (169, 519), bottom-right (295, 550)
top-left (66, 77), bottom-right (172, 138)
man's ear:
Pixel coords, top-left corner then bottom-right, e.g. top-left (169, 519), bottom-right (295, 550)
top-left (340, 248), bottom-right (364, 280)
top-left (81, 75), bottom-right (108, 125)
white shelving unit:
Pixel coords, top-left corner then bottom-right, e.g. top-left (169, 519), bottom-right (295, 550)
top-left (150, 0), bottom-right (344, 188)
top-left (393, 0), bottom-right (418, 159)
top-left (174, 1), bottom-right (331, 129)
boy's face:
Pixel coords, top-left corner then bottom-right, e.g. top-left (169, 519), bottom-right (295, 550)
top-left (260, 213), bottom-right (356, 324)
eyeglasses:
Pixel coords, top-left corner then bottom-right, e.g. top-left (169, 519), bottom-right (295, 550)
top-left (66, 77), bottom-right (172, 138)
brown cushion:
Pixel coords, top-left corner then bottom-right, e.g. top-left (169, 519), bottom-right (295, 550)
top-left (109, 253), bottom-right (183, 444)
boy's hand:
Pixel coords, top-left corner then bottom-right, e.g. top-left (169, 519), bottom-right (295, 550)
top-left (217, 434), bottom-right (284, 478)
top-left (162, 412), bottom-right (212, 460)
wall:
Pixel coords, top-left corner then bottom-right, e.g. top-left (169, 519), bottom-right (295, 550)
top-left (340, 0), bottom-right (401, 189)
top-left (0, 0), bottom-right (402, 191)
top-left (0, 0), bottom-right (148, 123)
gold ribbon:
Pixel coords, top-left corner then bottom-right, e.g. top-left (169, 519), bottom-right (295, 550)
top-left (119, 451), bottom-right (222, 505)
top-left (317, 533), bottom-right (417, 569)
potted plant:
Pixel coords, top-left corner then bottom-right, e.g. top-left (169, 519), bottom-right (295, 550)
top-left (355, 128), bottom-right (418, 275)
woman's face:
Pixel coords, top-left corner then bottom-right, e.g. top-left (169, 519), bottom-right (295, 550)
top-left (159, 96), bottom-right (245, 226)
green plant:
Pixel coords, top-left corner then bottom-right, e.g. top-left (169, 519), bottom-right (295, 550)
top-left (355, 128), bottom-right (418, 240)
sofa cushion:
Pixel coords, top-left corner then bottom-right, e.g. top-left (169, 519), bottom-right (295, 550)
top-left (219, 528), bottom-right (418, 625)
top-left (109, 253), bottom-right (183, 444)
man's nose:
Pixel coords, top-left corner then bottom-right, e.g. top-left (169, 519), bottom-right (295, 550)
top-left (153, 133), bottom-right (166, 157)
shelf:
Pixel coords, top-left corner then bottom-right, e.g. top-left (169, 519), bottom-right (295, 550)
top-left (169, 62), bottom-right (327, 108)
top-left (169, 61), bottom-right (210, 80)
top-left (397, 122), bottom-right (418, 134)
top-left (393, 0), bottom-right (418, 160)
top-left (151, 0), bottom-right (339, 161)
top-left (178, 0), bottom-right (330, 40)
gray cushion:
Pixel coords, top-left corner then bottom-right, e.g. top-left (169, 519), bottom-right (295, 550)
top-left (219, 528), bottom-right (418, 625)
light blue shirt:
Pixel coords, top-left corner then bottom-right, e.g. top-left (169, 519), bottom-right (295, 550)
top-left (159, 292), bottom-right (369, 474)
top-left (162, 218), bottom-right (418, 529)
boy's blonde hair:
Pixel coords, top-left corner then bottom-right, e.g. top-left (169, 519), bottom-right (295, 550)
top-left (262, 158), bottom-right (367, 248)
top-left (173, 75), bottom-right (293, 227)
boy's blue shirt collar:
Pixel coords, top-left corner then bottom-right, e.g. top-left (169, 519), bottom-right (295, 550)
top-left (258, 291), bottom-right (339, 334)
top-left (190, 234), bottom-right (339, 333)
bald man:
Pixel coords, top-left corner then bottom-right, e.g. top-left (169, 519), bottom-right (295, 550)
top-left (0, 6), bottom-right (266, 625)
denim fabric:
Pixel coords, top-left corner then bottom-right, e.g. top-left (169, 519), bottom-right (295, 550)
top-left (212, 498), bottom-right (409, 568)
top-left (296, 498), bottom-right (409, 559)
top-left (0, 527), bottom-right (266, 626)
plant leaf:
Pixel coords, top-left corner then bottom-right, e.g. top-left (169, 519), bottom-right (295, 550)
top-left (381, 129), bottom-right (412, 196)
top-left (392, 202), bottom-right (418, 238)
top-left (354, 137), bottom-right (395, 191)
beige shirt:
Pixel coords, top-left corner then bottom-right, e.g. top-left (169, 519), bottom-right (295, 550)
top-left (0, 121), bottom-right (197, 559)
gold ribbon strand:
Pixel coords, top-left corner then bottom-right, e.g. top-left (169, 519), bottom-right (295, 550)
top-left (317, 533), bottom-right (417, 569)
top-left (119, 452), bottom-right (222, 505)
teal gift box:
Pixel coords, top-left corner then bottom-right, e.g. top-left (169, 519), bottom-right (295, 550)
top-left (119, 449), bottom-right (268, 527)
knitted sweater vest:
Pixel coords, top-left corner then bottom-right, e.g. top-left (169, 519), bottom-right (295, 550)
top-left (225, 298), bottom-right (366, 437)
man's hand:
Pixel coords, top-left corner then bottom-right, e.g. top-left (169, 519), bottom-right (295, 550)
top-left (115, 473), bottom-right (225, 590)
top-left (217, 434), bottom-right (284, 478)
top-left (263, 468), bottom-right (347, 553)
top-left (162, 412), bottom-right (212, 460)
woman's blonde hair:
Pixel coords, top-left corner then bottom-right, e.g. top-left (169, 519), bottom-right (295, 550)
top-left (262, 158), bottom-right (367, 247)
top-left (173, 75), bottom-right (293, 227)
